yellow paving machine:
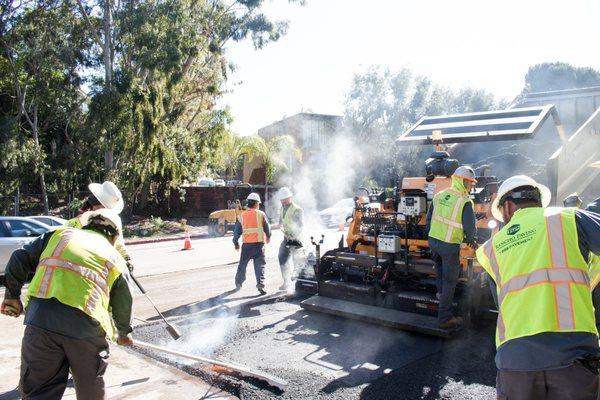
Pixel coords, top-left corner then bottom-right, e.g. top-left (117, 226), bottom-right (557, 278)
top-left (298, 106), bottom-right (561, 337)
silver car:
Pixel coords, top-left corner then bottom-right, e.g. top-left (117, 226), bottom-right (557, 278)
top-left (0, 217), bottom-right (52, 278)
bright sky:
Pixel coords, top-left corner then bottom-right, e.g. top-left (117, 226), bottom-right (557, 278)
top-left (221, 0), bottom-right (600, 135)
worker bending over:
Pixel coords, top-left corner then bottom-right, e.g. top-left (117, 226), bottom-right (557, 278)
top-left (233, 193), bottom-right (271, 295)
top-left (67, 181), bottom-right (133, 271)
top-left (1, 209), bottom-right (133, 400)
top-left (477, 175), bottom-right (600, 400)
top-left (277, 187), bottom-right (304, 291)
top-left (426, 165), bottom-right (477, 329)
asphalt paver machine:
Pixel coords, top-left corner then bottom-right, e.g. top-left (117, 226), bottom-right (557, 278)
top-left (298, 105), bottom-right (562, 337)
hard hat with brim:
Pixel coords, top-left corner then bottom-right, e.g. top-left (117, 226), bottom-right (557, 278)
top-left (590, 161), bottom-right (600, 169)
top-left (80, 209), bottom-right (123, 232)
top-left (89, 181), bottom-right (124, 214)
top-left (247, 192), bottom-right (261, 203)
top-left (453, 166), bottom-right (477, 183)
top-left (491, 175), bottom-right (551, 222)
top-left (278, 187), bottom-right (293, 200)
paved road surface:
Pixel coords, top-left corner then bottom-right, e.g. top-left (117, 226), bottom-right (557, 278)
top-left (127, 229), bottom-right (498, 399)
top-left (127, 227), bottom-right (345, 321)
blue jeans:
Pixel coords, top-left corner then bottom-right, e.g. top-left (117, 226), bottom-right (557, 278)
top-left (235, 243), bottom-right (266, 289)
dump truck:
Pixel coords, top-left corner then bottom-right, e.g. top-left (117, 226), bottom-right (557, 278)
top-left (297, 105), bottom-right (572, 337)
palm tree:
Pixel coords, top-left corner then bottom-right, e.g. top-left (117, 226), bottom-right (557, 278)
top-left (253, 135), bottom-right (303, 184)
top-left (218, 133), bottom-right (263, 179)
top-left (217, 132), bottom-right (302, 183)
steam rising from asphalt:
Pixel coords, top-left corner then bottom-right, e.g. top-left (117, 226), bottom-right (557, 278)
top-left (162, 311), bottom-right (237, 362)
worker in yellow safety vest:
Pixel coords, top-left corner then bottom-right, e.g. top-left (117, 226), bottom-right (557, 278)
top-left (232, 192), bottom-right (271, 295)
top-left (67, 181), bottom-right (133, 271)
top-left (563, 192), bottom-right (600, 331)
top-left (277, 187), bottom-right (304, 291)
top-left (477, 175), bottom-right (600, 400)
top-left (426, 165), bottom-right (478, 329)
top-left (1, 209), bottom-right (133, 400)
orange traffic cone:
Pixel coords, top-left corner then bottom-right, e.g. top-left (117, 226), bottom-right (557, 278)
top-left (182, 230), bottom-right (193, 251)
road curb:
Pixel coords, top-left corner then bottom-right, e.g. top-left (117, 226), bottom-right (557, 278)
top-left (125, 233), bottom-right (207, 246)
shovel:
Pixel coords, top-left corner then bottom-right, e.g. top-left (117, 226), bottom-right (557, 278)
top-left (130, 274), bottom-right (182, 340)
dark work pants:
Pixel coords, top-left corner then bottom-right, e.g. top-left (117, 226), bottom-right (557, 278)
top-left (235, 243), bottom-right (266, 289)
top-left (496, 363), bottom-right (600, 400)
top-left (20, 325), bottom-right (109, 400)
top-left (278, 239), bottom-right (301, 282)
top-left (429, 238), bottom-right (461, 323)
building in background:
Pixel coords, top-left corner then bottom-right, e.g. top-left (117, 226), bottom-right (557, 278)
top-left (243, 112), bottom-right (343, 184)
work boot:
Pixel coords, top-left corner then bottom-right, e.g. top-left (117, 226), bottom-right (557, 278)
top-left (258, 287), bottom-right (267, 295)
top-left (439, 316), bottom-right (464, 329)
top-left (234, 283), bottom-right (242, 291)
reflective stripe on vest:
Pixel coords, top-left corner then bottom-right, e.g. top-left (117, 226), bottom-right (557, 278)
top-left (476, 208), bottom-right (596, 347)
top-left (25, 227), bottom-right (126, 340)
top-left (242, 210), bottom-right (265, 243)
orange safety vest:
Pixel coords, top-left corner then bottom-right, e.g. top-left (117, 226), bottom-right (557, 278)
top-left (241, 209), bottom-right (268, 244)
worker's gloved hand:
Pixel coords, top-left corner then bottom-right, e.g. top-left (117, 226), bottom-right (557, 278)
top-left (466, 242), bottom-right (479, 250)
top-left (126, 261), bottom-right (135, 273)
top-left (1, 299), bottom-right (23, 317)
top-left (117, 333), bottom-right (134, 346)
top-left (234, 242), bottom-right (240, 251)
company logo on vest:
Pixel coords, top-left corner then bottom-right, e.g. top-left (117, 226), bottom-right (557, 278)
top-left (507, 224), bottom-right (521, 235)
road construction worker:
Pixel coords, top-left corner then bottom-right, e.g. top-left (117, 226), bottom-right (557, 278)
top-left (67, 181), bottom-right (133, 270)
top-left (476, 175), bottom-right (600, 400)
top-left (587, 196), bottom-right (600, 214)
top-left (233, 192), bottom-right (271, 295)
top-left (563, 193), bottom-right (600, 328)
top-left (426, 165), bottom-right (477, 329)
top-left (277, 187), bottom-right (304, 291)
top-left (1, 209), bottom-right (133, 400)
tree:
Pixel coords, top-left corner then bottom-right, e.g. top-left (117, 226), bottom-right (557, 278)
top-left (523, 62), bottom-right (600, 93)
top-left (0, 0), bottom-right (90, 212)
top-left (252, 134), bottom-right (302, 184)
top-left (344, 67), bottom-right (502, 184)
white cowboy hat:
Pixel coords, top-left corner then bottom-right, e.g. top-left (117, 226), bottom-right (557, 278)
top-left (492, 175), bottom-right (551, 222)
top-left (89, 181), bottom-right (124, 214)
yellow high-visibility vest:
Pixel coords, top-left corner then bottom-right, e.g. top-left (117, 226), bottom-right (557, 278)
top-left (281, 202), bottom-right (302, 239)
top-left (429, 177), bottom-right (473, 244)
top-left (476, 207), bottom-right (597, 347)
top-left (25, 227), bottom-right (127, 340)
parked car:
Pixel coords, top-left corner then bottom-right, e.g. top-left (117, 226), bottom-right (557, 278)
top-left (318, 198), bottom-right (356, 227)
top-left (214, 179), bottom-right (226, 187)
top-left (0, 217), bottom-right (53, 278)
top-left (27, 215), bottom-right (67, 227)
top-left (198, 178), bottom-right (215, 187)
top-left (226, 180), bottom-right (242, 187)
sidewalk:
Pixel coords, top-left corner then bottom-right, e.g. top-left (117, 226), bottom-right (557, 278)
top-left (0, 306), bottom-right (237, 400)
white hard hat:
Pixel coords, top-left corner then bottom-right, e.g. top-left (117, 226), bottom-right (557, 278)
top-left (80, 209), bottom-right (123, 232)
top-left (278, 187), bottom-right (293, 200)
top-left (89, 181), bottom-right (124, 214)
top-left (247, 192), bottom-right (261, 203)
top-left (491, 175), bottom-right (551, 222)
top-left (453, 166), bottom-right (477, 182)
top-left (590, 161), bottom-right (600, 169)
